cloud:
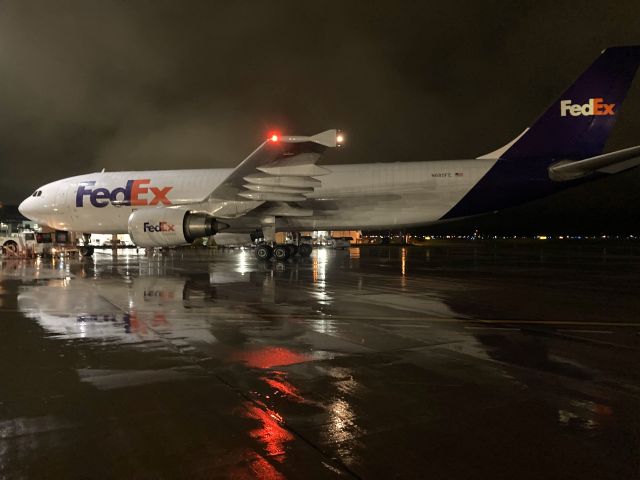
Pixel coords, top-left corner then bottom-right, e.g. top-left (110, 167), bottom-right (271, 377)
top-left (0, 0), bottom-right (638, 209)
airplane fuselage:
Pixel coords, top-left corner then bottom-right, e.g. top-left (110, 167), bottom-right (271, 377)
top-left (19, 159), bottom-right (497, 233)
top-left (18, 47), bottom-right (640, 244)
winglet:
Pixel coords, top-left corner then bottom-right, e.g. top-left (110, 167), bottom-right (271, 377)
top-left (310, 129), bottom-right (345, 147)
top-left (277, 129), bottom-right (345, 147)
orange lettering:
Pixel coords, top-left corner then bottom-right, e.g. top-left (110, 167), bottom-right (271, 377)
top-left (131, 179), bottom-right (150, 206)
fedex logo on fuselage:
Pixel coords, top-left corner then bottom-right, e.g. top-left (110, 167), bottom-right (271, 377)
top-left (76, 179), bottom-right (173, 208)
top-left (143, 221), bottom-right (175, 233)
top-left (560, 98), bottom-right (615, 117)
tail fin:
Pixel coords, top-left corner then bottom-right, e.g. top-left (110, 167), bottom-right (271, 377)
top-left (483, 46), bottom-right (640, 161)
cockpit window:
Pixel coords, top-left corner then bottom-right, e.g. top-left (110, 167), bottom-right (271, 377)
top-left (32, 190), bottom-right (43, 197)
top-left (37, 191), bottom-right (43, 197)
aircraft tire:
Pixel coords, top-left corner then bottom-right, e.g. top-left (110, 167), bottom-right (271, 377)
top-left (273, 245), bottom-right (290, 261)
top-left (255, 244), bottom-right (273, 261)
top-left (80, 246), bottom-right (95, 257)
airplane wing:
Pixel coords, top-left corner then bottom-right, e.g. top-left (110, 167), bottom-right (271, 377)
top-left (548, 145), bottom-right (640, 181)
top-left (207, 130), bottom-right (344, 215)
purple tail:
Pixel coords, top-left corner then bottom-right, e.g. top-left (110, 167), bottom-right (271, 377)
top-left (500, 46), bottom-right (640, 161)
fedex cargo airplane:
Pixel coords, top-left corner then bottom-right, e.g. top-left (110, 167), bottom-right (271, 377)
top-left (19, 46), bottom-right (640, 260)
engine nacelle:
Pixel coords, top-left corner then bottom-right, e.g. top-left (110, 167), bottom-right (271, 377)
top-left (128, 208), bottom-right (225, 248)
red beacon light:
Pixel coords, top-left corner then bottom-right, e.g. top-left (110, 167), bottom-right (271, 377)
top-left (269, 133), bottom-right (279, 142)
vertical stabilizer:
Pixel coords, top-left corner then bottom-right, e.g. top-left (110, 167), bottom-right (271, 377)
top-left (489, 46), bottom-right (640, 161)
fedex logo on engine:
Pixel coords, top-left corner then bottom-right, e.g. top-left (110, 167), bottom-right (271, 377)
top-left (76, 179), bottom-right (173, 208)
top-left (143, 221), bottom-right (175, 233)
top-left (560, 98), bottom-right (615, 117)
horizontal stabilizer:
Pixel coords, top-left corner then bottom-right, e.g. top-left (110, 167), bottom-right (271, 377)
top-left (549, 145), bottom-right (640, 181)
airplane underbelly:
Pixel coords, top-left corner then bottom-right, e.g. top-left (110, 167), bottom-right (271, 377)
top-left (284, 182), bottom-right (479, 230)
top-left (66, 207), bottom-right (132, 233)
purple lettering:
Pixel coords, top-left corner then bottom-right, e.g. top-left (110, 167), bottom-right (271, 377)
top-left (91, 188), bottom-right (110, 207)
top-left (75, 181), bottom-right (96, 207)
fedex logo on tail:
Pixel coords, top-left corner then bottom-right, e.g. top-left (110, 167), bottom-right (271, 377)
top-left (560, 98), bottom-right (615, 117)
top-left (76, 179), bottom-right (173, 208)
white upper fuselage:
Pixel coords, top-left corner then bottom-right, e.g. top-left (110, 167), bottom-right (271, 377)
top-left (19, 159), bottom-right (496, 234)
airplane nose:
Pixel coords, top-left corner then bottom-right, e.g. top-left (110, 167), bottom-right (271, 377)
top-left (18, 197), bottom-right (32, 219)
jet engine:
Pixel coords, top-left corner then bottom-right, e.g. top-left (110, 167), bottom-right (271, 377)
top-left (128, 208), bottom-right (227, 248)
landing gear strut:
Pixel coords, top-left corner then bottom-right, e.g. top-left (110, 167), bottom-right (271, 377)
top-left (80, 233), bottom-right (94, 257)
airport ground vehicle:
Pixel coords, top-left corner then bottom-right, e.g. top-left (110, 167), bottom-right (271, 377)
top-left (18, 47), bottom-right (640, 261)
top-left (330, 237), bottom-right (352, 249)
top-left (0, 231), bottom-right (37, 257)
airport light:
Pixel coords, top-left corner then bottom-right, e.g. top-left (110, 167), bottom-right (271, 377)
top-left (269, 133), bottom-right (279, 142)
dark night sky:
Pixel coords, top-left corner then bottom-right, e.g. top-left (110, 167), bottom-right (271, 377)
top-left (1, 1), bottom-right (639, 232)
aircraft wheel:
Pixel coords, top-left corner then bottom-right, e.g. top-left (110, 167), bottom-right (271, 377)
top-left (273, 245), bottom-right (290, 261)
top-left (80, 246), bottom-right (94, 257)
top-left (287, 244), bottom-right (298, 256)
top-left (255, 244), bottom-right (273, 261)
top-left (298, 243), bottom-right (312, 257)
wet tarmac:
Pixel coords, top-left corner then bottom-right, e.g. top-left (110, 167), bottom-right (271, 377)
top-left (1, 242), bottom-right (639, 479)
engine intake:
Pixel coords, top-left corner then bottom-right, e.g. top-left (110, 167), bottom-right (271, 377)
top-left (128, 208), bottom-right (227, 248)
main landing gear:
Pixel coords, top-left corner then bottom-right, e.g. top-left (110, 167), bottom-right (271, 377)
top-left (255, 242), bottom-right (312, 261)
top-left (80, 233), bottom-right (94, 257)
top-left (254, 225), bottom-right (311, 261)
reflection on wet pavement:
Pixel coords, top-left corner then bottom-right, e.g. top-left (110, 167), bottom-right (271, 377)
top-left (1, 243), bottom-right (639, 478)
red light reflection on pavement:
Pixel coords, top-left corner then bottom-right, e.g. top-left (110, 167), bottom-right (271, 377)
top-left (230, 347), bottom-right (310, 369)
top-left (243, 403), bottom-right (294, 458)
top-left (151, 312), bottom-right (169, 327)
top-left (228, 451), bottom-right (286, 480)
top-left (261, 373), bottom-right (306, 403)
top-left (247, 454), bottom-right (285, 479)
top-left (129, 311), bottom-right (148, 334)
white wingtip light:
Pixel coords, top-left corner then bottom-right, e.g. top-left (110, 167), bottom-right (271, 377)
top-left (308, 129), bottom-right (345, 147)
